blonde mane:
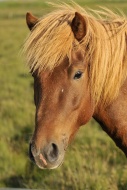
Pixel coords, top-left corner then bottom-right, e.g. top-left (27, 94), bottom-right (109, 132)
top-left (23, 3), bottom-right (127, 106)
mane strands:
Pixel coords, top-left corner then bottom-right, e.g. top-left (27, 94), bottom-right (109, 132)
top-left (23, 8), bottom-right (75, 72)
top-left (23, 3), bottom-right (127, 106)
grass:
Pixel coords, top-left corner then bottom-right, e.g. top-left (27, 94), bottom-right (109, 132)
top-left (0, 0), bottom-right (127, 189)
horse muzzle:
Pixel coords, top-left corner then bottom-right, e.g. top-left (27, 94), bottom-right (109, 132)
top-left (29, 141), bottom-right (65, 169)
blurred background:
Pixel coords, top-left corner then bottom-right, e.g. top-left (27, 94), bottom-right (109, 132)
top-left (0, 0), bottom-right (127, 189)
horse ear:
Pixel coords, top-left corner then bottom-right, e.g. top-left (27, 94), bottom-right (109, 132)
top-left (71, 12), bottom-right (87, 41)
top-left (26, 12), bottom-right (39, 30)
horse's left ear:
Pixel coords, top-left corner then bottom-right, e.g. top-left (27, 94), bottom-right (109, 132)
top-left (26, 12), bottom-right (39, 30)
top-left (71, 12), bottom-right (87, 41)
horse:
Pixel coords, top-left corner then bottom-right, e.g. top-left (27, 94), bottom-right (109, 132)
top-left (23, 3), bottom-right (127, 169)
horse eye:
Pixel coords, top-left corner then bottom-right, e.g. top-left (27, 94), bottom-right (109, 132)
top-left (73, 71), bottom-right (83, 80)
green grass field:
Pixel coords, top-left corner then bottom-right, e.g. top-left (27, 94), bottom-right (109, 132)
top-left (0, 0), bottom-right (127, 189)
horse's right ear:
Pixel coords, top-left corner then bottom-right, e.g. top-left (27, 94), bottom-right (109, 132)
top-left (26, 12), bottom-right (39, 30)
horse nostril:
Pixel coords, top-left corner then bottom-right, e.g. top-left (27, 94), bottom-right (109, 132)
top-left (51, 143), bottom-right (59, 158)
top-left (29, 143), bottom-right (35, 162)
top-left (45, 143), bottom-right (59, 163)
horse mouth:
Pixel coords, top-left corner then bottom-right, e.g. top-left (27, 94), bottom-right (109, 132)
top-left (33, 153), bottom-right (65, 169)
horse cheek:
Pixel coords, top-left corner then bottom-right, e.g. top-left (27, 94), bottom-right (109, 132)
top-left (78, 90), bottom-right (94, 126)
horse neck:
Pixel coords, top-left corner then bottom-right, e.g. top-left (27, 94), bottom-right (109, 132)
top-left (93, 78), bottom-right (127, 157)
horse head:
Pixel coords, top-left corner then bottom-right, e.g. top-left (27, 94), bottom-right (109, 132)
top-left (26, 12), bottom-right (94, 169)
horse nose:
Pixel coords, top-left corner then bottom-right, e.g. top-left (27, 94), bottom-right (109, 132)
top-left (29, 142), bottom-right (60, 166)
top-left (44, 143), bottom-right (59, 163)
